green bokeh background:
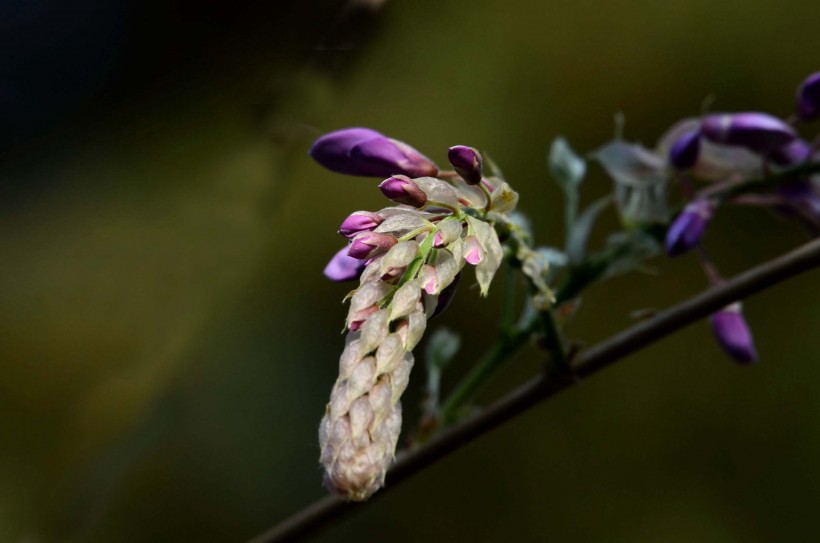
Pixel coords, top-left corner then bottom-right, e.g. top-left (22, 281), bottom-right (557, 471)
top-left (1, 1), bottom-right (819, 541)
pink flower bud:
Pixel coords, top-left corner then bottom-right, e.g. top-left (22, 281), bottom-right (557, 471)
top-left (463, 235), bottom-right (485, 265)
top-left (420, 264), bottom-right (440, 294)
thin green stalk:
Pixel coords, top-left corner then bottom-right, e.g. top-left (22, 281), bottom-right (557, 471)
top-left (439, 325), bottom-right (531, 425)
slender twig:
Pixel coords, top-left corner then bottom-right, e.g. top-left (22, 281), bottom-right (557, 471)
top-left (247, 238), bottom-right (820, 543)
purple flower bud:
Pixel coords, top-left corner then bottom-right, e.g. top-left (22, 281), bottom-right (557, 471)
top-left (668, 129), bottom-right (701, 170)
top-left (448, 145), bottom-right (483, 185)
top-left (768, 139), bottom-right (812, 166)
top-left (338, 211), bottom-right (383, 238)
top-left (710, 304), bottom-right (758, 364)
top-left (463, 235), bottom-right (485, 265)
top-left (796, 71), bottom-right (820, 121)
top-left (309, 127), bottom-right (438, 177)
top-left (378, 175), bottom-right (428, 207)
top-left (323, 246), bottom-right (366, 282)
top-left (348, 232), bottom-right (398, 260)
top-left (701, 113), bottom-right (796, 154)
top-left (665, 199), bottom-right (713, 257)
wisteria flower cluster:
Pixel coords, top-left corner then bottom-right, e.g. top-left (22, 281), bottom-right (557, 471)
top-left (309, 71), bottom-right (820, 502)
top-left (311, 129), bottom-right (529, 500)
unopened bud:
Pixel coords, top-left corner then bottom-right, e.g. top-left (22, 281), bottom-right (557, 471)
top-left (348, 232), bottom-right (398, 260)
top-left (665, 199), bottom-right (713, 257)
top-left (433, 218), bottom-right (463, 247)
top-left (463, 235), bottom-right (485, 265)
top-left (379, 175), bottom-right (428, 207)
top-left (668, 128), bottom-right (701, 170)
top-left (701, 112), bottom-right (796, 154)
top-left (310, 127), bottom-right (438, 177)
top-left (448, 145), bottom-right (483, 185)
top-left (419, 264), bottom-right (440, 294)
top-left (710, 303), bottom-right (758, 364)
top-left (339, 211), bottom-right (384, 238)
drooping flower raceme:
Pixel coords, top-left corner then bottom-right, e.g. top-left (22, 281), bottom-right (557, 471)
top-left (314, 134), bottom-right (511, 501)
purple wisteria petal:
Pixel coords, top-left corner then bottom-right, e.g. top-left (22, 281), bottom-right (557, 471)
top-left (310, 128), bottom-right (385, 175)
top-left (339, 211), bottom-right (384, 238)
top-left (701, 112), bottom-right (796, 154)
top-left (350, 137), bottom-right (439, 178)
top-left (777, 179), bottom-right (820, 221)
top-left (769, 139), bottom-right (812, 166)
top-left (324, 246), bottom-right (366, 282)
top-left (668, 128), bottom-right (701, 170)
top-left (448, 145), bottom-right (483, 185)
top-left (796, 71), bottom-right (820, 121)
top-left (378, 175), bottom-right (428, 207)
top-left (710, 304), bottom-right (758, 364)
top-left (665, 200), bottom-right (713, 257)
top-left (309, 127), bottom-right (439, 177)
top-left (657, 118), bottom-right (763, 181)
top-left (348, 232), bottom-right (398, 260)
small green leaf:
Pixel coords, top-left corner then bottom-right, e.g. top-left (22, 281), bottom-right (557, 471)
top-left (425, 327), bottom-right (461, 372)
top-left (566, 196), bottom-right (612, 265)
top-left (549, 137), bottom-right (587, 192)
top-left (602, 230), bottom-right (661, 278)
top-left (549, 137), bottom-right (587, 242)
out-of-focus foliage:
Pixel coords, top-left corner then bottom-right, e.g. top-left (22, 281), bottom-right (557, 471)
top-left (1, 0), bottom-right (819, 542)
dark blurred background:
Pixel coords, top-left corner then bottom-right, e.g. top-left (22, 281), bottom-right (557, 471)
top-left (1, 1), bottom-right (819, 541)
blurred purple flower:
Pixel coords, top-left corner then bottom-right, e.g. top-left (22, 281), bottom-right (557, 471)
top-left (310, 127), bottom-right (438, 177)
top-left (324, 246), bottom-right (366, 282)
top-left (796, 71), bottom-right (820, 121)
top-left (665, 199), bottom-right (713, 256)
top-left (668, 128), bottom-right (701, 170)
top-left (657, 118), bottom-right (763, 181)
top-left (710, 304), bottom-right (758, 364)
top-left (701, 113), bottom-right (796, 154)
top-left (769, 139), bottom-right (812, 166)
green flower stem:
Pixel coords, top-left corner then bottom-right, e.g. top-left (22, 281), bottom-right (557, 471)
top-left (439, 323), bottom-right (532, 425)
top-left (716, 161), bottom-right (820, 200)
